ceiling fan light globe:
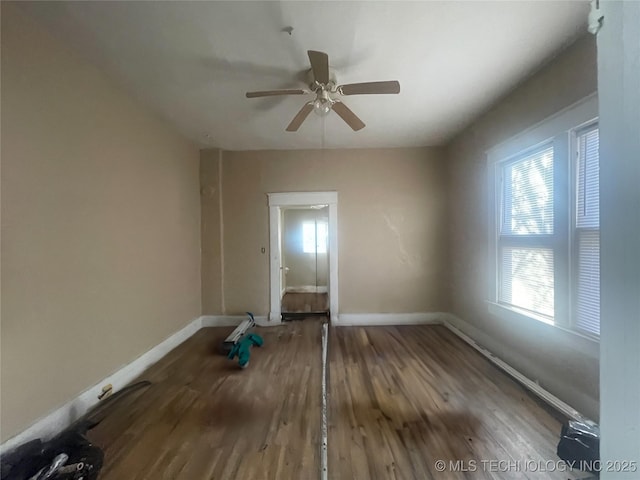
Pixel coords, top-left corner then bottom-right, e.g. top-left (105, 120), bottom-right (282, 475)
top-left (313, 98), bottom-right (332, 117)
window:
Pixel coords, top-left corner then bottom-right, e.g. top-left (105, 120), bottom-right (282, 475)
top-left (488, 95), bottom-right (599, 339)
top-left (498, 146), bottom-right (555, 320)
top-left (302, 221), bottom-right (327, 254)
top-left (575, 126), bottom-right (600, 336)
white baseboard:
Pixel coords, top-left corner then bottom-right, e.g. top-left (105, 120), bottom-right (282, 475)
top-left (335, 312), bottom-right (446, 327)
top-left (285, 286), bottom-right (328, 293)
top-left (440, 313), bottom-right (587, 422)
top-left (201, 315), bottom-right (245, 327)
top-left (201, 314), bottom-right (271, 328)
top-left (0, 316), bottom-right (203, 455)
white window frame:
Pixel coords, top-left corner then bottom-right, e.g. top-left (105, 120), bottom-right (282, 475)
top-left (497, 143), bottom-right (556, 321)
top-left (571, 121), bottom-right (600, 337)
top-left (486, 94), bottom-right (599, 341)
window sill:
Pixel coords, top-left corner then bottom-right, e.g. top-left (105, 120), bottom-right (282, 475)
top-left (486, 301), bottom-right (600, 344)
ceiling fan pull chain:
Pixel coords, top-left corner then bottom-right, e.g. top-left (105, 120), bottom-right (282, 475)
top-left (321, 115), bottom-right (326, 150)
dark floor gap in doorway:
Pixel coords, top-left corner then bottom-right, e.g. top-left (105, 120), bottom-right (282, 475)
top-left (282, 311), bottom-right (329, 321)
top-left (281, 292), bottom-right (328, 313)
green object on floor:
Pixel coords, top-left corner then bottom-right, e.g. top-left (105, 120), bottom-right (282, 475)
top-left (227, 333), bottom-right (263, 368)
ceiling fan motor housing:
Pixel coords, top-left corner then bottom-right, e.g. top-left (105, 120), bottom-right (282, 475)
top-left (306, 68), bottom-right (337, 92)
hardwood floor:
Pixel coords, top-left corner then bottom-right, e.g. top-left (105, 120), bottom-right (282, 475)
top-left (88, 321), bottom-right (322, 479)
top-left (328, 326), bottom-right (578, 479)
top-left (87, 323), bottom-right (577, 479)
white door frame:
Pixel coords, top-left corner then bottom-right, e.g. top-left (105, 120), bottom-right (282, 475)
top-left (268, 192), bottom-right (338, 323)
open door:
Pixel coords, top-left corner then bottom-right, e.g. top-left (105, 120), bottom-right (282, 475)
top-left (268, 192), bottom-right (338, 324)
top-left (280, 206), bottom-right (329, 319)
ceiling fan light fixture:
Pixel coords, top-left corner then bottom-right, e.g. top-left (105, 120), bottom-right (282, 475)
top-left (313, 97), bottom-right (332, 117)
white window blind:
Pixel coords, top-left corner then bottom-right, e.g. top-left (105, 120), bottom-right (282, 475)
top-left (499, 145), bottom-right (555, 319)
top-left (577, 128), bottom-right (600, 228)
top-left (500, 246), bottom-right (555, 317)
top-left (502, 146), bottom-right (554, 235)
top-left (575, 126), bottom-right (600, 335)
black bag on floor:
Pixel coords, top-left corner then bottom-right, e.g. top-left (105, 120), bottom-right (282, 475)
top-left (557, 419), bottom-right (600, 470)
top-left (0, 420), bottom-right (104, 480)
top-left (1, 381), bottom-right (150, 480)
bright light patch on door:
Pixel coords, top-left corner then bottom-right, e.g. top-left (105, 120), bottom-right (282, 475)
top-left (303, 222), bottom-right (327, 254)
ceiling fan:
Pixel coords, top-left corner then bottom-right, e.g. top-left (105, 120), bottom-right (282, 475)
top-left (245, 50), bottom-right (400, 132)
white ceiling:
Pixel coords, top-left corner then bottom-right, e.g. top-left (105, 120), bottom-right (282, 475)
top-left (19, 1), bottom-right (589, 150)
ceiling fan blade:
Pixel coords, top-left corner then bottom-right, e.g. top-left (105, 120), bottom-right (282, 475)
top-left (286, 103), bottom-right (314, 132)
top-left (331, 102), bottom-right (365, 131)
top-left (338, 81), bottom-right (401, 96)
top-left (308, 50), bottom-right (330, 85)
top-left (246, 89), bottom-right (306, 98)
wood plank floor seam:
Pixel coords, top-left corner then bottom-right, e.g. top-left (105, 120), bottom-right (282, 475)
top-left (87, 322), bottom-right (575, 479)
top-left (321, 322), bottom-right (329, 480)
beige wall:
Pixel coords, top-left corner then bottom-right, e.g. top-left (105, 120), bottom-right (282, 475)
top-left (200, 149), bottom-right (224, 314)
top-left (446, 35), bottom-right (599, 419)
top-left (201, 147), bottom-right (449, 316)
top-left (1, 4), bottom-right (202, 441)
top-left (283, 208), bottom-right (328, 289)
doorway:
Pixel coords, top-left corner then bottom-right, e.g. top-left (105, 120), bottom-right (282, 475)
top-left (280, 206), bottom-right (329, 319)
top-left (268, 192), bottom-right (338, 324)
